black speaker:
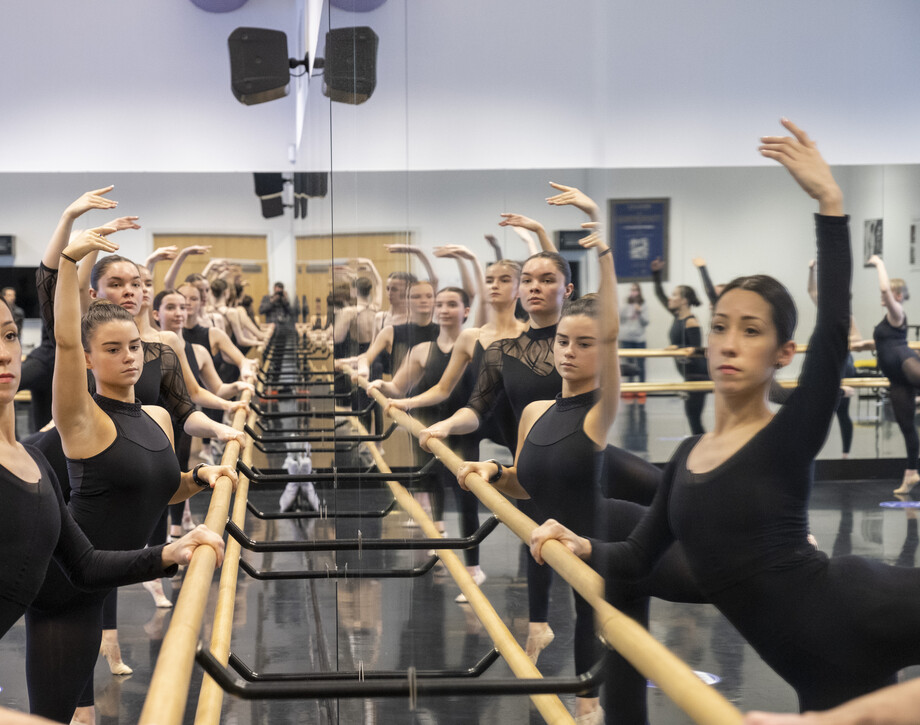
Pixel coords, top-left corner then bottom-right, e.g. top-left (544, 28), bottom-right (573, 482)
top-left (295, 172), bottom-right (328, 198)
top-left (322, 27), bottom-right (379, 104)
top-left (228, 28), bottom-right (291, 105)
top-left (253, 173), bottom-right (285, 218)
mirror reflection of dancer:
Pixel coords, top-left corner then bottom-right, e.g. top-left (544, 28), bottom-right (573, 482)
top-left (650, 258), bottom-right (709, 434)
top-left (533, 120), bottom-right (920, 714)
top-left (866, 256), bottom-right (920, 494)
top-left (385, 261), bottom-right (527, 595)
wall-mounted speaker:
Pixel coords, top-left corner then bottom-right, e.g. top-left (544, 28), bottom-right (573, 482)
top-left (322, 27), bottom-right (379, 104)
top-left (228, 28), bottom-right (291, 105)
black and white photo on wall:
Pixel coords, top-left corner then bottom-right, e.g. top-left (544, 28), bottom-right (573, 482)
top-left (863, 218), bottom-right (883, 266)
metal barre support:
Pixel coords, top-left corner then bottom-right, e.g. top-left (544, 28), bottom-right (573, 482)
top-left (237, 555), bottom-right (440, 580)
top-left (226, 648), bottom-right (501, 682)
top-left (196, 644), bottom-right (606, 699)
top-left (244, 421), bottom-right (398, 443)
top-left (224, 515), bottom-right (500, 553)
top-left (237, 458), bottom-right (436, 483)
top-left (245, 499), bottom-right (398, 520)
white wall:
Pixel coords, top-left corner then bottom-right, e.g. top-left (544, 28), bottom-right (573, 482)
top-left (1, 1), bottom-right (920, 172)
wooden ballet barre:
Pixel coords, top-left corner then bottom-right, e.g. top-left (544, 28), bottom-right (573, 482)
top-left (195, 409), bottom-right (258, 725)
top-left (618, 376), bottom-right (890, 394)
top-left (139, 388), bottom-right (254, 725)
top-left (349, 368), bottom-right (743, 725)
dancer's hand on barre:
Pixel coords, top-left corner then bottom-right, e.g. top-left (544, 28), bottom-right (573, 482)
top-left (385, 398), bottom-right (413, 413)
top-left (162, 524), bottom-right (226, 568)
top-left (225, 399), bottom-right (250, 415)
top-left (456, 460), bottom-right (499, 491)
top-left (212, 423), bottom-right (246, 447)
top-left (545, 182), bottom-right (600, 221)
top-left (196, 464), bottom-right (240, 492)
top-left (850, 339), bottom-right (875, 352)
top-left (530, 519), bottom-right (592, 565)
top-left (418, 424), bottom-right (449, 452)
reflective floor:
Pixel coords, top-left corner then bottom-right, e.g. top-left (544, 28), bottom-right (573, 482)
top-left (2, 394), bottom-right (919, 724)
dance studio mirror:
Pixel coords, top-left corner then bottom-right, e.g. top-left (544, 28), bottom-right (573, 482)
top-left (3, 162), bottom-right (919, 465)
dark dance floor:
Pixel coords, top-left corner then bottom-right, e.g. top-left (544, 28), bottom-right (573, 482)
top-left (2, 395), bottom-right (919, 723)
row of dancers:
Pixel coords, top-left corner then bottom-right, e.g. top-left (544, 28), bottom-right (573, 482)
top-left (1, 186), bottom-right (263, 723)
top-left (333, 120), bottom-right (920, 724)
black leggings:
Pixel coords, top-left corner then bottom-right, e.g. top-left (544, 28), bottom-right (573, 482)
top-left (888, 356), bottom-right (920, 469)
top-left (445, 470), bottom-right (481, 566)
top-left (683, 380), bottom-right (707, 437)
top-left (26, 595), bottom-right (106, 722)
top-left (836, 394), bottom-right (853, 455)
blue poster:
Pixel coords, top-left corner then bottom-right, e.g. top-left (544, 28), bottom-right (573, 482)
top-left (608, 198), bottom-right (669, 282)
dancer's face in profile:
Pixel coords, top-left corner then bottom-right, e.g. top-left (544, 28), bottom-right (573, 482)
top-left (139, 266), bottom-right (155, 310)
top-left (408, 282), bottom-right (434, 317)
top-left (554, 314), bottom-right (598, 384)
top-left (0, 303), bottom-right (21, 405)
top-left (154, 293), bottom-right (188, 334)
top-left (434, 290), bottom-right (468, 328)
top-left (708, 289), bottom-right (794, 394)
top-left (84, 319), bottom-right (143, 389)
top-left (520, 259), bottom-right (572, 317)
top-left (91, 261), bottom-right (143, 317)
top-left (485, 264), bottom-right (519, 305)
top-left (667, 286), bottom-right (685, 312)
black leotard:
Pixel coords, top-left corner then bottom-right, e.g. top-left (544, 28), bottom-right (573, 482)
top-left (390, 322), bottom-right (439, 377)
top-left (26, 394), bottom-right (181, 722)
top-left (465, 324), bottom-right (561, 443)
top-left (593, 215), bottom-right (920, 712)
top-left (873, 315), bottom-right (920, 469)
top-left (0, 445), bottom-right (170, 638)
top-left (516, 389), bottom-right (705, 717)
top-left (874, 314), bottom-right (914, 385)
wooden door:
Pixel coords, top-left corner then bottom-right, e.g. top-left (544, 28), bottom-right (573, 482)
top-left (151, 234), bottom-right (269, 304)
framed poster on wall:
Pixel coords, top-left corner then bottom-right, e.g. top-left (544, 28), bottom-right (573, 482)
top-left (608, 198), bottom-right (669, 282)
top-left (863, 219), bottom-right (883, 267)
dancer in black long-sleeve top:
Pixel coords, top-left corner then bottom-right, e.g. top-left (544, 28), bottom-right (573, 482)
top-left (650, 258), bottom-right (709, 434)
top-left (0, 298), bottom-right (225, 640)
top-left (533, 120), bottom-right (920, 714)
